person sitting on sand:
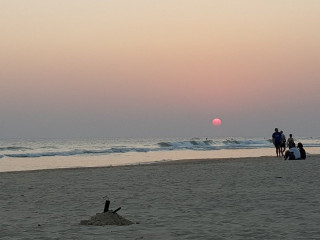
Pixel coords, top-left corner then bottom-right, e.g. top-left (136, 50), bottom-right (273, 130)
top-left (272, 128), bottom-right (282, 157)
top-left (297, 142), bottom-right (306, 160)
top-left (287, 134), bottom-right (295, 149)
top-left (284, 142), bottom-right (301, 160)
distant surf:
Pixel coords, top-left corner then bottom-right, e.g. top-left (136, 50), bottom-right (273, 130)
top-left (1, 137), bottom-right (319, 159)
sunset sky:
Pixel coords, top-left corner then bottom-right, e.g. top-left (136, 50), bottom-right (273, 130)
top-left (1, 0), bottom-right (320, 139)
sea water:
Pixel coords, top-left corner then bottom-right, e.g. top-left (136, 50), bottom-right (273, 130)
top-left (1, 136), bottom-right (320, 172)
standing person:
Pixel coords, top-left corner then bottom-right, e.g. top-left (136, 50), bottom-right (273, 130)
top-left (272, 128), bottom-right (282, 157)
top-left (297, 142), bottom-right (306, 160)
top-left (287, 134), bottom-right (295, 149)
top-left (280, 130), bottom-right (286, 156)
top-left (284, 143), bottom-right (301, 160)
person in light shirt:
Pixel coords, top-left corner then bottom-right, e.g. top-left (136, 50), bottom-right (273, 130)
top-left (284, 142), bottom-right (301, 160)
top-left (280, 130), bottom-right (286, 156)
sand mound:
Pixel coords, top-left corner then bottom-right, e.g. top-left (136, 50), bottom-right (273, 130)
top-left (80, 211), bottom-right (133, 226)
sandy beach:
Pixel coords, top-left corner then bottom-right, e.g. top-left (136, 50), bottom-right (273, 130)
top-left (1, 155), bottom-right (320, 240)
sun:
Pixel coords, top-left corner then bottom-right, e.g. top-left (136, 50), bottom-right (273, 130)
top-left (212, 118), bottom-right (222, 126)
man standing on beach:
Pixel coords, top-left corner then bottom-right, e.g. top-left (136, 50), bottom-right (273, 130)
top-left (280, 130), bottom-right (286, 156)
top-left (272, 128), bottom-right (282, 157)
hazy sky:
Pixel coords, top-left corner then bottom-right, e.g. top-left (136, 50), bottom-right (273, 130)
top-left (1, 0), bottom-right (320, 139)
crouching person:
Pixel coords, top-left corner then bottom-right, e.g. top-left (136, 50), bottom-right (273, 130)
top-left (284, 143), bottom-right (301, 160)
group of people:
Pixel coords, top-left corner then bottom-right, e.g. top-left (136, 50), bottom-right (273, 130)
top-left (272, 128), bottom-right (306, 160)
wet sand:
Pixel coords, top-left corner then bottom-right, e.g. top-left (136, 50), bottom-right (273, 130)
top-left (1, 155), bottom-right (320, 239)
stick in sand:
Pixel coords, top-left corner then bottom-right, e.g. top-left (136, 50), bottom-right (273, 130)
top-left (113, 207), bottom-right (121, 213)
top-left (104, 200), bottom-right (110, 213)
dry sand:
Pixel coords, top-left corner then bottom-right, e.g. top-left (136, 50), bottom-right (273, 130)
top-left (1, 155), bottom-right (320, 239)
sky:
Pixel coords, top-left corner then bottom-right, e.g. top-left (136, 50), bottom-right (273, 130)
top-left (1, 0), bottom-right (320, 139)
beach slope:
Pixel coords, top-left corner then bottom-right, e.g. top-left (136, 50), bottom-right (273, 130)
top-left (1, 155), bottom-right (320, 239)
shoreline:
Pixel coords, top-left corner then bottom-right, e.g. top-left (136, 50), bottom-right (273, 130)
top-left (2, 144), bottom-right (320, 173)
top-left (2, 153), bottom-right (320, 174)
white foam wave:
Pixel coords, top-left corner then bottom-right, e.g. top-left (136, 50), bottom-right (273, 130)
top-left (1, 137), bottom-right (320, 159)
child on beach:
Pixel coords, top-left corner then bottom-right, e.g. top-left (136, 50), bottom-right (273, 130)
top-left (287, 134), bottom-right (295, 149)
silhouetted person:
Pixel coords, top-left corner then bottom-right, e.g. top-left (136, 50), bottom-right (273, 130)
top-left (280, 130), bottom-right (286, 156)
top-left (297, 142), bottom-right (306, 160)
top-left (287, 134), bottom-right (295, 149)
top-left (272, 128), bottom-right (282, 157)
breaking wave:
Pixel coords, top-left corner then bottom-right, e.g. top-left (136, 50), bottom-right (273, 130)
top-left (0, 137), bottom-right (319, 159)
top-left (158, 138), bottom-right (271, 150)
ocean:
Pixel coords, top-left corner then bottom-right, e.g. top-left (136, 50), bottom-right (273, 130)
top-left (1, 136), bottom-right (320, 172)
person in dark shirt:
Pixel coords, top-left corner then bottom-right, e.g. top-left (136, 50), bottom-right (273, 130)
top-left (297, 142), bottom-right (306, 160)
top-left (272, 128), bottom-right (282, 157)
